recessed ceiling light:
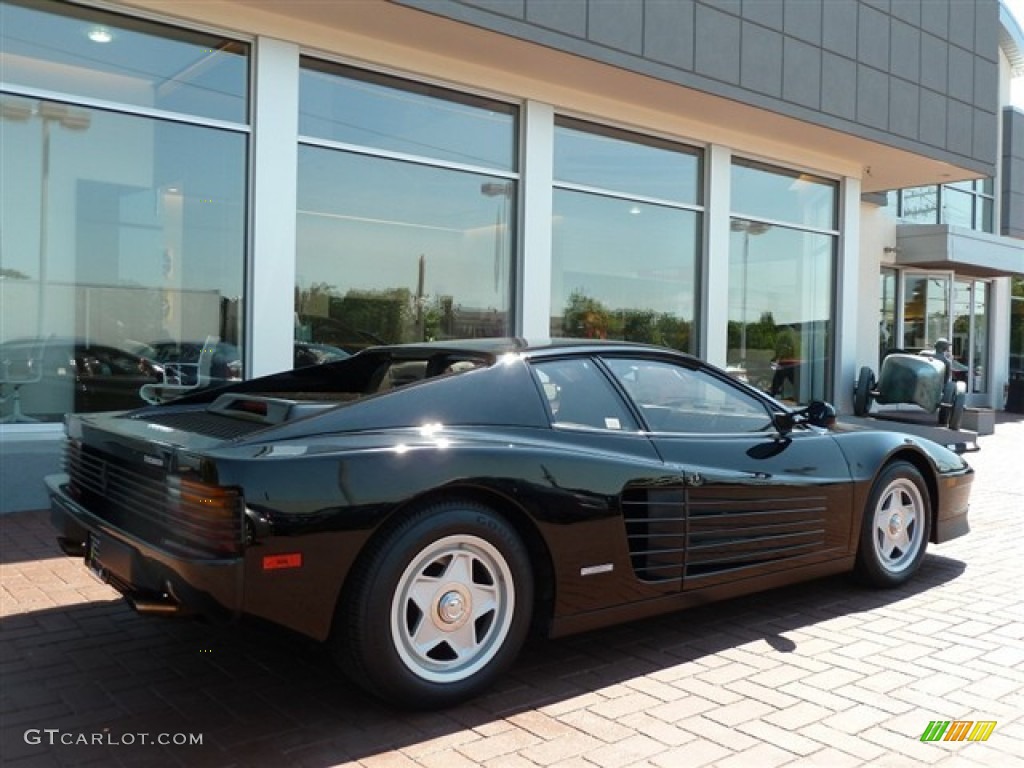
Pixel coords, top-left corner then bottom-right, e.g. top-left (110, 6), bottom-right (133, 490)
top-left (88, 26), bottom-right (113, 44)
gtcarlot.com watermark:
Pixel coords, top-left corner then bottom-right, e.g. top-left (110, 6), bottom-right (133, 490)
top-left (25, 728), bottom-right (203, 747)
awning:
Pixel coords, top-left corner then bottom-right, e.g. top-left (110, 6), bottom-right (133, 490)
top-left (894, 224), bottom-right (1024, 278)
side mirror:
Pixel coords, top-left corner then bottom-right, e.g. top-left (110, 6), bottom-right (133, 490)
top-left (805, 400), bottom-right (837, 428)
top-left (773, 401), bottom-right (836, 435)
top-left (772, 411), bottom-right (796, 435)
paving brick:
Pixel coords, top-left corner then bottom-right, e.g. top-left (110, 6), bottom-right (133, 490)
top-left (713, 742), bottom-right (798, 768)
top-left (582, 733), bottom-right (665, 767)
top-left (763, 700), bottom-right (835, 730)
top-left (517, 732), bottom-right (605, 766)
top-left (735, 718), bottom-right (822, 756)
top-left (615, 712), bottom-right (697, 748)
top-left (723, 679), bottom-right (800, 710)
top-left (648, 739), bottom-right (732, 767)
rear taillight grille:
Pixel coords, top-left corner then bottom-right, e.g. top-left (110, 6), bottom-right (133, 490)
top-left (65, 439), bottom-right (242, 557)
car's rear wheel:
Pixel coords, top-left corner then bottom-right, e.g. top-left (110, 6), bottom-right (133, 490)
top-left (336, 499), bottom-right (533, 708)
top-left (854, 366), bottom-right (875, 416)
top-left (854, 461), bottom-right (931, 587)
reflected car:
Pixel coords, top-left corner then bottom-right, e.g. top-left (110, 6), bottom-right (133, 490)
top-left (0, 337), bottom-right (164, 421)
top-left (147, 340), bottom-right (242, 387)
top-left (48, 339), bottom-right (973, 708)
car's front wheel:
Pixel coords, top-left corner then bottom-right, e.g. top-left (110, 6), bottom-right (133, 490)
top-left (854, 461), bottom-right (931, 587)
top-left (336, 499), bottom-right (533, 708)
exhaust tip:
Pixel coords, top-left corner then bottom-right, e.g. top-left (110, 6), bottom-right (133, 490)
top-left (128, 595), bottom-right (184, 616)
top-left (57, 537), bottom-right (87, 557)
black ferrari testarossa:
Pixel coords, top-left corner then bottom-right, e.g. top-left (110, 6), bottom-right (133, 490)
top-left (48, 339), bottom-right (973, 707)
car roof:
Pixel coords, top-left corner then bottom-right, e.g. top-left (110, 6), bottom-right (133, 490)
top-left (376, 337), bottom-right (697, 361)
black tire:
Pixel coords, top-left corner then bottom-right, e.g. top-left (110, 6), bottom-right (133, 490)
top-left (948, 390), bottom-right (965, 431)
top-left (335, 499), bottom-right (533, 709)
top-left (854, 366), bottom-right (875, 416)
top-left (854, 461), bottom-right (931, 588)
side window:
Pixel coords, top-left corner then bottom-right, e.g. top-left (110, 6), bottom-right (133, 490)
top-left (604, 358), bottom-right (772, 434)
top-left (532, 358), bottom-right (637, 431)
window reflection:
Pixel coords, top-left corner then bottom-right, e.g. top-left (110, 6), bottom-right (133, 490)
top-left (554, 117), bottom-right (701, 204)
top-left (730, 152), bottom-right (836, 404)
top-left (902, 275), bottom-right (949, 350)
top-left (0, 0), bottom-right (249, 123)
top-left (731, 159), bottom-right (836, 230)
top-left (953, 280), bottom-right (989, 394)
top-left (879, 268), bottom-right (898, 367)
top-left (550, 191), bottom-right (699, 351)
top-left (0, 96), bottom-right (246, 421)
top-left (551, 121), bottom-right (701, 352)
top-left (891, 182), bottom-right (995, 233)
top-left (727, 219), bottom-right (834, 403)
top-left (296, 147), bottom-right (514, 348)
top-left (1011, 278), bottom-right (1024, 375)
top-left (300, 60), bottom-right (516, 171)
top-left (295, 62), bottom-right (517, 353)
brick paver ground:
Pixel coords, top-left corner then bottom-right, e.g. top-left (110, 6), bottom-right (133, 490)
top-left (2, 414), bottom-right (1022, 767)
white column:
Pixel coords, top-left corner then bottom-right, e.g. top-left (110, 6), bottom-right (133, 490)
top-left (990, 276), bottom-right (1011, 410)
top-left (518, 100), bottom-right (554, 339)
top-left (249, 37), bottom-right (299, 377)
top-left (702, 145), bottom-right (731, 367)
top-left (835, 175), bottom-right (861, 413)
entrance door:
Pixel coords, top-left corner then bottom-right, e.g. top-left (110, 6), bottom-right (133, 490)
top-left (953, 279), bottom-right (990, 396)
top-left (902, 273), bottom-right (952, 352)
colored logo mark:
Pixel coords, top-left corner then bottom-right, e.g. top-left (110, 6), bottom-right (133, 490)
top-left (920, 720), bottom-right (996, 742)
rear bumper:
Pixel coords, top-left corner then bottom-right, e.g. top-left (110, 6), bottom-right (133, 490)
top-left (47, 473), bottom-right (244, 622)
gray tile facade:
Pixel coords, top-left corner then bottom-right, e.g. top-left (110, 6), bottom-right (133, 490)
top-left (397, 0), bottom-right (1000, 175)
top-left (1004, 108), bottom-right (1024, 240)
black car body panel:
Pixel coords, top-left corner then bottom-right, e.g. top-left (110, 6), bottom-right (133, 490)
top-left (48, 339), bottom-right (973, 700)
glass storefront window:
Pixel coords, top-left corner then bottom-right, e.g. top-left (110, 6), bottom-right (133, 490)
top-left (727, 219), bottom-right (834, 402)
top-left (296, 63), bottom-right (517, 351)
top-left (554, 118), bottom-right (701, 204)
top-left (889, 181), bottom-right (995, 233)
top-left (551, 191), bottom-right (700, 350)
top-left (300, 60), bottom-right (516, 172)
top-left (879, 268), bottom-right (898, 366)
top-left (729, 160), bottom-right (837, 404)
top-left (943, 188), bottom-right (973, 229)
top-left (731, 158), bottom-right (835, 230)
top-left (550, 121), bottom-right (702, 353)
top-left (0, 95), bottom-right (247, 421)
top-left (954, 279), bottom-right (989, 394)
top-left (1012, 278), bottom-right (1024, 375)
top-left (900, 186), bottom-right (939, 224)
top-left (0, 0), bottom-right (249, 123)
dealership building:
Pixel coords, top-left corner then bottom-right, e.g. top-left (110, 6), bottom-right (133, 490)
top-left (1, 0), bottom-right (1023, 435)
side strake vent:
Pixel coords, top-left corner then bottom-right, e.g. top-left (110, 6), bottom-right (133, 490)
top-left (686, 495), bottom-right (827, 578)
top-left (622, 487), bottom-right (686, 584)
top-left (622, 486), bottom-right (827, 583)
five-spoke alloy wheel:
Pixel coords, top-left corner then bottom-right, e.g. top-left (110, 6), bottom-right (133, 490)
top-left (855, 461), bottom-right (931, 587)
top-left (337, 499), bottom-right (533, 708)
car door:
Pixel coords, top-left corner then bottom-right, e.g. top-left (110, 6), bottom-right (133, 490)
top-left (601, 356), bottom-right (854, 591)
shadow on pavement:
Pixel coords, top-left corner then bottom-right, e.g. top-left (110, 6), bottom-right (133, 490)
top-left (0, 550), bottom-right (966, 767)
